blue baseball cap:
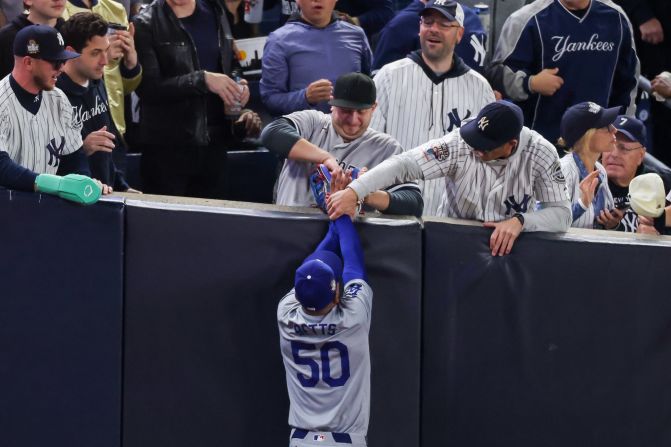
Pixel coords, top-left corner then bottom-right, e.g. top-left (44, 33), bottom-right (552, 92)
top-left (294, 250), bottom-right (343, 311)
top-left (460, 100), bottom-right (524, 152)
top-left (13, 25), bottom-right (79, 61)
top-left (613, 115), bottom-right (646, 146)
top-left (421, 0), bottom-right (465, 27)
top-left (559, 102), bottom-right (619, 148)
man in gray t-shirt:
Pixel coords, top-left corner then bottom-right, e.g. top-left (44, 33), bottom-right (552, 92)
top-left (278, 215), bottom-right (371, 447)
top-left (261, 72), bottom-right (423, 217)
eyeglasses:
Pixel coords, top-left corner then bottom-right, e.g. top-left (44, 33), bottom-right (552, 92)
top-left (420, 17), bottom-right (461, 30)
top-left (614, 142), bottom-right (644, 152)
top-left (47, 59), bottom-right (67, 70)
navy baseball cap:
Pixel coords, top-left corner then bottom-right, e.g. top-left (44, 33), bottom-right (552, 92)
top-left (421, 0), bottom-right (465, 27)
top-left (613, 115), bottom-right (646, 146)
top-left (294, 250), bottom-right (343, 311)
top-left (13, 25), bottom-right (79, 61)
top-left (460, 100), bottom-right (524, 152)
top-left (329, 72), bottom-right (376, 110)
top-left (559, 102), bottom-right (619, 148)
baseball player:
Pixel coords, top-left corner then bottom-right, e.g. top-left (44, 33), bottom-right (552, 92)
top-left (328, 101), bottom-right (572, 256)
top-left (0, 25), bottom-right (108, 202)
top-left (278, 212), bottom-right (372, 447)
top-left (261, 72), bottom-right (423, 217)
top-left (370, 0), bottom-right (495, 216)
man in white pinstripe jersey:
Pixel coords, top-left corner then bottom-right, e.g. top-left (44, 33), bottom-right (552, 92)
top-left (0, 25), bottom-right (110, 180)
top-left (370, 0), bottom-right (495, 216)
top-left (328, 101), bottom-right (572, 256)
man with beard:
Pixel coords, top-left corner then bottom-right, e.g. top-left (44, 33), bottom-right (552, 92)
top-left (370, 0), bottom-right (494, 216)
top-left (0, 25), bottom-right (110, 201)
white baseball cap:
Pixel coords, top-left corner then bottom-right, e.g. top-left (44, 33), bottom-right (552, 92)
top-left (629, 173), bottom-right (666, 218)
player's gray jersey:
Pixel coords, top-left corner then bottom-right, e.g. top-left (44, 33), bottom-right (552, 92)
top-left (0, 76), bottom-right (82, 174)
top-left (560, 154), bottom-right (614, 229)
top-left (370, 57), bottom-right (495, 216)
top-left (350, 125), bottom-right (569, 224)
top-left (277, 279), bottom-right (373, 435)
top-left (276, 110), bottom-right (403, 207)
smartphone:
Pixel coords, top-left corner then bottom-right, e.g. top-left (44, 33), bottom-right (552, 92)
top-left (107, 22), bottom-right (127, 34)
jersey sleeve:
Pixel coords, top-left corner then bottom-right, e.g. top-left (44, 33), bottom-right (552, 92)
top-left (487, 8), bottom-right (540, 101)
top-left (412, 132), bottom-right (461, 181)
top-left (608, 9), bottom-right (639, 115)
top-left (340, 279), bottom-right (373, 327)
top-left (532, 143), bottom-right (570, 203)
top-left (284, 110), bottom-right (327, 141)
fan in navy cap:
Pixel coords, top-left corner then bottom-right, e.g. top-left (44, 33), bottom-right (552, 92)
top-left (600, 115), bottom-right (666, 233)
top-left (13, 24), bottom-right (79, 91)
top-left (277, 213), bottom-right (374, 446)
top-left (420, 0), bottom-right (465, 27)
top-left (459, 100), bottom-right (524, 160)
top-left (558, 102), bottom-right (619, 229)
top-left (328, 98), bottom-right (572, 256)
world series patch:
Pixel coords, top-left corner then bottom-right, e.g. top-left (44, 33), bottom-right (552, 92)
top-left (425, 141), bottom-right (449, 162)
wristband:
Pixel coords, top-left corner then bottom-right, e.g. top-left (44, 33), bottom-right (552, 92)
top-left (513, 212), bottom-right (525, 227)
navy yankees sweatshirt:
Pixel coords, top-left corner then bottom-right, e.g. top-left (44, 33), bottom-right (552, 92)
top-left (57, 73), bottom-right (129, 191)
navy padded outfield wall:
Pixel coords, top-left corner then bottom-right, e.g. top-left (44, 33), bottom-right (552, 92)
top-left (421, 219), bottom-right (671, 447)
top-left (122, 202), bottom-right (422, 447)
top-left (0, 190), bottom-right (124, 447)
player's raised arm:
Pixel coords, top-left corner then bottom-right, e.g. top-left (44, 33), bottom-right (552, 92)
top-left (260, 115), bottom-right (341, 176)
top-left (333, 215), bottom-right (366, 283)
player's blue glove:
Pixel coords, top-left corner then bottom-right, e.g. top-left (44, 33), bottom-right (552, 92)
top-left (35, 173), bottom-right (102, 205)
top-left (309, 164), bottom-right (332, 213)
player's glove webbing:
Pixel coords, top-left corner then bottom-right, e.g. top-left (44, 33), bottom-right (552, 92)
top-left (309, 164), bottom-right (332, 213)
top-left (35, 174), bottom-right (102, 205)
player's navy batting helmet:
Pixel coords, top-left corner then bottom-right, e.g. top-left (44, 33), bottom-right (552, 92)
top-left (295, 251), bottom-right (343, 311)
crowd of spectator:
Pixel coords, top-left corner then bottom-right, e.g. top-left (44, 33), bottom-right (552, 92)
top-left (1, 0), bottom-right (671, 245)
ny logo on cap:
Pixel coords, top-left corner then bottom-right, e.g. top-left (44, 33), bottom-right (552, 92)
top-left (27, 39), bottom-right (39, 55)
top-left (587, 102), bottom-right (601, 114)
top-left (434, 0), bottom-right (448, 5)
top-left (57, 32), bottom-right (64, 46)
top-left (478, 116), bottom-right (490, 131)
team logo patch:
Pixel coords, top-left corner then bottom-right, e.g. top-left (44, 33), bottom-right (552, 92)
top-left (549, 160), bottom-right (566, 184)
top-left (425, 141), bottom-right (449, 162)
top-left (345, 283), bottom-right (363, 298)
top-left (27, 39), bottom-right (39, 55)
top-left (45, 136), bottom-right (66, 167)
top-left (313, 434), bottom-right (326, 441)
top-left (477, 116), bottom-right (490, 131)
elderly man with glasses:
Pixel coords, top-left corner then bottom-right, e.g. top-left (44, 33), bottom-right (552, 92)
top-left (602, 115), bottom-right (671, 233)
top-left (369, 0), bottom-right (495, 216)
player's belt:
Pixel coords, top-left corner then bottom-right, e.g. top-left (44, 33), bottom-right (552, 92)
top-left (292, 428), bottom-right (352, 443)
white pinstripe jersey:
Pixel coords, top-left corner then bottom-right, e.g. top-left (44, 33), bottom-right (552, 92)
top-left (0, 76), bottom-right (82, 174)
top-left (370, 56), bottom-right (495, 216)
top-left (560, 154), bottom-right (614, 229)
top-left (413, 125), bottom-right (568, 221)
